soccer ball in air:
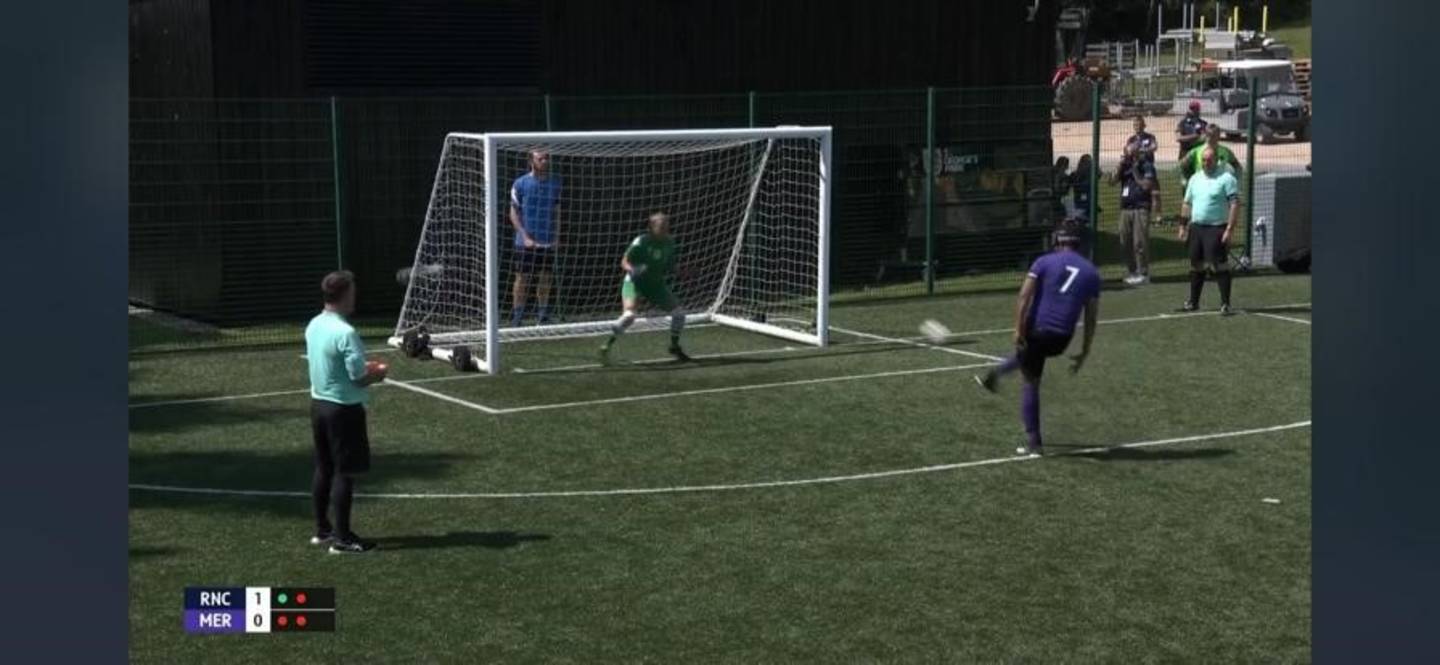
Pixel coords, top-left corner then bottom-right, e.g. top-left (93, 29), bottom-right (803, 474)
top-left (918, 319), bottom-right (951, 344)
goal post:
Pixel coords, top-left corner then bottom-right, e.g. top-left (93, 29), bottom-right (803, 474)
top-left (390, 126), bottom-right (832, 374)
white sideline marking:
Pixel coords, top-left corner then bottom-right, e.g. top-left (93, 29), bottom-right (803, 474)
top-left (130, 389), bottom-right (312, 409)
top-left (381, 378), bottom-right (502, 415)
top-left (492, 361), bottom-right (996, 415)
top-left (127, 420), bottom-right (1311, 499)
top-left (130, 301), bottom-right (1312, 410)
top-left (134, 345), bottom-right (801, 408)
top-left (300, 347), bottom-right (401, 359)
top-left (828, 325), bottom-right (1006, 362)
top-left (1251, 312), bottom-right (1311, 326)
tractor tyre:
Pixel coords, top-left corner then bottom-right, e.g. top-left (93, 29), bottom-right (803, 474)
top-left (1054, 76), bottom-right (1094, 121)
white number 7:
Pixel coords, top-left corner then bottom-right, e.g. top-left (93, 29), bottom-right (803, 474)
top-left (1060, 266), bottom-right (1080, 293)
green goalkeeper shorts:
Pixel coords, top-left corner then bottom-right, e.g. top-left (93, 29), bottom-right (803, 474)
top-left (621, 277), bottom-right (677, 310)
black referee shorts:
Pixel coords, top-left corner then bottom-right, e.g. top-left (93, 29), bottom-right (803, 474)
top-left (1187, 224), bottom-right (1229, 270)
top-left (311, 400), bottom-right (371, 475)
top-left (1019, 329), bottom-right (1074, 381)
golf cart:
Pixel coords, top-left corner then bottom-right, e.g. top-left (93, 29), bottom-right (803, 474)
top-left (1172, 60), bottom-right (1310, 143)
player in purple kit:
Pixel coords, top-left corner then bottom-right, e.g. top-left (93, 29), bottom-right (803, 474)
top-left (975, 221), bottom-right (1102, 457)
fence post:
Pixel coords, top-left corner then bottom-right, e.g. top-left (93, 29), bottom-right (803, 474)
top-left (925, 86), bottom-right (936, 295)
top-left (747, 90), bottom-right (757, 128)
top-left (1244, 88), bottom-right (1258, 261)
top-left (1088, 81), bottom-right (1100, 261)
top-left (329, 96), bottom-right (345, 270)
top-left (544, 93), bottom-right (554, 131)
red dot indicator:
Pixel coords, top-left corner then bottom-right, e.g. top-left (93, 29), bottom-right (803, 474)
top-left (276, 615), bottom-right (288, 627)
top-left (297, 615), bottom-right (308, 627)
top-left (296, 593), bottom-right (307, 605)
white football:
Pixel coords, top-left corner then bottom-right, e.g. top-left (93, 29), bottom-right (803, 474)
top-left (919, 319), bottom-right (951, 344)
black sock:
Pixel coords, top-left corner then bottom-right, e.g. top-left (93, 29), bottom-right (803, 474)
top-left (332, 474), bottom-right (355, 539)
top-left (670, 334), bottom-right (680, 347)
top-left (1189, 270), bottom-right (1205, 305)
top-left (312, 466), bottom-right (333, 533)
top-left (1217, 270), bottom-right (1233, 305)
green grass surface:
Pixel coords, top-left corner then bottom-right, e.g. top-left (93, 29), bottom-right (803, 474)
top-left (130, 273), bottom-right (1311, 662)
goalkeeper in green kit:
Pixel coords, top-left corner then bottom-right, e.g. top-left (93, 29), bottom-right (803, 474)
top-left (599, 211), bottom-right (691, 363)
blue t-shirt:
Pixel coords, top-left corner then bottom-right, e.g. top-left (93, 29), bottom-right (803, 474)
top-left (1027, 251), bottom-right (1101, 336)
top-left (304, 310), bottom-right (369, 405)
top-left (510, 173), bottom-right (562, 248)
top-left (1184, 169), bottom-right (1240, 225)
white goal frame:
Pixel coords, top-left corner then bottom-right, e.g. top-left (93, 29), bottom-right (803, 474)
top-left (389, 126), bottom-right (832, 374)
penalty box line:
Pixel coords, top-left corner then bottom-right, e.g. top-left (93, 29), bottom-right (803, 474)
top-left (128, 420), bottom-right (1312, 500)
top-left (130, 301), bottom-right (1310, 411)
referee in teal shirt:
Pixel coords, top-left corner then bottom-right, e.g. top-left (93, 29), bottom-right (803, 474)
top-left (1178, 148), bottom-right (1241, 314)
top-left (305, 271), bottom-right (386, 553)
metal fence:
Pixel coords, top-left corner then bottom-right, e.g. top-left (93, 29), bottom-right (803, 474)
top-left (129, 85), bottom-right (1309, 352)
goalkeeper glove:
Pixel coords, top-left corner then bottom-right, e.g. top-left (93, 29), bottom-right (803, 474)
top-left (628, 264), bottom-right (648, 278)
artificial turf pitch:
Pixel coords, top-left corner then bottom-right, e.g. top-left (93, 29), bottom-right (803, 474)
top-left (129, 272), bottom-right (1311, 663)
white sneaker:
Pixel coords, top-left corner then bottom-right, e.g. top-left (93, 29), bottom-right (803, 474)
top-left (1015, 444), bottom-right (1043, 458)
top-left (1137, 274), bottom-right (1150, 284)
top-left (1123, 274), bottom-right (1142, 286)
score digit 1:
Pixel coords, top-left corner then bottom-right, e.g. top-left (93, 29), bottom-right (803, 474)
top-left (246, 586), bottom-right (271, 633)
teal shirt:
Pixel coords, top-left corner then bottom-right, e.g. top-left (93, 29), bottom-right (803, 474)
top-left (305, 310), bottom-right (370, 405)
top-left (1184, 169), bottom-right (1240, 225)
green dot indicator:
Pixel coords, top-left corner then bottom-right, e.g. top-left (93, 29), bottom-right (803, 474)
top-left (277, 593), bottom-right (288, 605)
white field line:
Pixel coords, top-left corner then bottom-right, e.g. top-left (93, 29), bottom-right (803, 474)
top-left (828, 325), bottom-right (1006, 362)
top-left (380, 378), bottom-right (502, 415)
top-left (1250, 312), bottom-right (1311, 326)
top-left (132, 345), bottom-right (806, 408)
top-left (130, 302), bottom-right (1311, 410)
top-left (513, 345), bottom-right (800, 375)
top-left (490, 361), bottom-right (996, 415)
top-left (127, 420), bottom-right (1311, 499)
top-left (129, 388), bottom-right (314, 409)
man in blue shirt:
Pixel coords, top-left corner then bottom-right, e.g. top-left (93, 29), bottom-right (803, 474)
top-left (509, 150), bottom-right (563, 325)
top-left (1125, 116), bottom-right (1158, 164)
top-left (1175, 100), bottom-right (1208, 162)
top-left (305, 271), bottom-right (386, 553)
top-left (1179, 148), bottom-right (1241, 314)
top-left (975, 222), bottom-right (1102, 457)
top-left (1113, 142), bottom-right (1160, 285)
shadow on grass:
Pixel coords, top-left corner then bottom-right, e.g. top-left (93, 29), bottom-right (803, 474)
top-left (129, 397), bottom-right (303, 435)
top-left (375, 531), bottom-right (552, 551)
top-left (1248, 304), bottom-right (1311, 315)
top-left (129, 546), bottom-right (181, 560)
top-left (129, 450), bottom-right (470, 518)
top-left (1050, 446), bottom-right (1235, 462)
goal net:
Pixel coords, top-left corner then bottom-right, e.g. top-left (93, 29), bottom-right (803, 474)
top-left (390, 127), bottom-right (832, 373)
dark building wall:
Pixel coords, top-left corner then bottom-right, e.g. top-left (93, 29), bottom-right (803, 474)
top-left (129, 0), bottom-right (215, 97)
top-left (302, 0), bottom-right (540, 93)
top-left (132, 0), bottom-right (1053, 98)
top-left (540, 0), bottom-right (1055, 94)
top-left (210, 0), bottom-right (307, 97)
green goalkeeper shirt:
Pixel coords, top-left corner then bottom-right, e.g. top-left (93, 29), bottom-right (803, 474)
top-left (624, 233), bottom-right (676, 290)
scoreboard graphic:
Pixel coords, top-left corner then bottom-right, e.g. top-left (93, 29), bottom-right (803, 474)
top-left (184, 587), bottom-right (336, 634)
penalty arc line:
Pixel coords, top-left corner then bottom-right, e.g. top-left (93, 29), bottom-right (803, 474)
top-left (128, 420), bottom-right (1312, 500)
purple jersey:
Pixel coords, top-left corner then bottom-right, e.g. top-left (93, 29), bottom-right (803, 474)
top-left (1026, 251), bottom-right (1101, 336)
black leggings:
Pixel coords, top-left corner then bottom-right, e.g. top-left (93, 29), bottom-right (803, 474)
top-left (312, 465), bottom-right (355, 538)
